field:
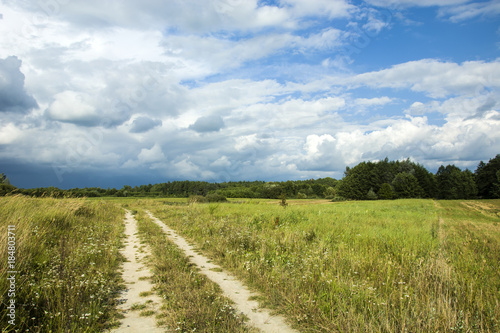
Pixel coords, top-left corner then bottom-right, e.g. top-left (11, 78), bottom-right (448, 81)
top-left (1, 196), bottom-right (500, 332)
top-left (0, 196), bottom-right (124, 332)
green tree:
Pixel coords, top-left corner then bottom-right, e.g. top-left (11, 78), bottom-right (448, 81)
top-left (436, 165), bottom-right (477, 199)
top-left (377, 183), bottom-right (395, 200)
top-left (366, 188), bottom-right (378, 200)
top-left (0, 173), bottom-right (15, 196)
top-left (392, 172), bottom-right (424, 198)
top-left (0, 173), bottom-right (10, 185)
top-left (413, 163), bottom-right (438, 198)
top-left (494, 170), bottom-right (500, 198)
top-left (324, 186), bottom-right (336, 199)
top-left (337, 162), bottom-right (374, 200)
top-left (475, 155), bottom-right (500, 198)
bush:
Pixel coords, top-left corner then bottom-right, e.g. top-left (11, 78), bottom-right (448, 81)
top-left (205, 193), bottom-right (227, 203)
top-left (188, 194), bottom-right (227, 204)
top-left (297, 193), bottom-right (308, 199)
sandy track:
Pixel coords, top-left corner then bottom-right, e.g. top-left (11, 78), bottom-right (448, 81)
top-left (146, 210), bottom-right (298, 333)
top-left (111, 210), bottom-right (166, 333)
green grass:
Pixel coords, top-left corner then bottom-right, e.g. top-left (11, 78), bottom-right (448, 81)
top-left (0, 196), bottom-right (125, 332)
top-left (3, 196), bottom-right (498, 332)
top-left (141, 198), bottom-right (500, 332)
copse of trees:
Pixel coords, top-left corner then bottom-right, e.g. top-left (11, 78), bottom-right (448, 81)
top-left (336, 158), bottom-right (437, 200)
top-left (1, 154), bottom-right (499, 200)
top-left (475, 154), bottom-right (500, 199)
top-left (336, 155), bottom-right (499, 200)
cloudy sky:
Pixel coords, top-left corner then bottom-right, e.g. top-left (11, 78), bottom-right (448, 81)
top-left (0, 0), bottom-right (499, 189)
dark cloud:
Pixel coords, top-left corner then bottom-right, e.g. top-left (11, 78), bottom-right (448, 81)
top-left (189, 115), bottom-right (225, 133)
top-left (0, 56), bottom-right (38, 113)
top-left (130, 116), bottom-right (162, 133)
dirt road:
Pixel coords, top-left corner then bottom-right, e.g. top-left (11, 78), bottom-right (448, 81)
top-left (146, 210), bottom-right (297, 333)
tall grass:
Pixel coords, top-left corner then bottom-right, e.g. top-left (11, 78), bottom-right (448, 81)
top-left (0, 196), bottom-right (125, 332)
top-left (143, 198), bottom-right (499, 332)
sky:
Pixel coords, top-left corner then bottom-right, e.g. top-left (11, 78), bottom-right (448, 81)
top-left (0, 0), bottom-right (500, 189)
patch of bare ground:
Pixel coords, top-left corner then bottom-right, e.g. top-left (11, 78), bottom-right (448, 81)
top-left (110, 210), bottom-right (166, 333)
top-left (146, 210), bottom-right (298, 333)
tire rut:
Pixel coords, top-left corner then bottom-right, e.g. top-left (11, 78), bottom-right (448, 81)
top-left (110, 210), bottom-right (166, 333)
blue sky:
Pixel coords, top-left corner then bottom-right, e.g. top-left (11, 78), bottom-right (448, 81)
top-left (0, 0), bottom-right (499, 189)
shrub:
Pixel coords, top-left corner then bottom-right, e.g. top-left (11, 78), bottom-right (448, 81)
top-left (297, 192), bottom-right (307, 199)
top-left (205, 193), bottom-right (228, 203)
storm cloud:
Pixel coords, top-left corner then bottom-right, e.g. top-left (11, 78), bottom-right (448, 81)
top-left (0, 56), bottom-right (38, 113)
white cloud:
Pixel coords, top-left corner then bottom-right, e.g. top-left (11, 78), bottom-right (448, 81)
top-left (189, 115), bottom-right (225, 133)
top-left (46, 91), bottom-right (99, 125)
top-left (0, 123), bottom-right (22, 144)
top-left (364, 0), bottom-right (469, 8)
top-left (354, 96), bottom-right (392, 106)
top-left (138, 143), bottom-right (165, 163)
top-left (1, 0), bottom-right (499, 187)
top-left (438, 1), bottom-right (500, 22)
top-left (282, 0), bottom-right (354, 19)
top-left (348, 59), bottom-right (500, 98)
top-left (296, 113), bottom-right (500, 172)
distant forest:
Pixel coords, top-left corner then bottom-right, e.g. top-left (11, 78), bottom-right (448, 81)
top-left (1, 154), bottom-right (500, 200)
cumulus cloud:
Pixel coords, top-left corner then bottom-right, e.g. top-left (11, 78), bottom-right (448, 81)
top-left (138, 143), bottom-right (166, 163)
top-left (296, 112), bottom-right (500, 172)
top-left (129, 116), bottom-right (162, 133)
top-left (1, 0), bottom-right (499, 187)
top-left (0, 56), bottom-right (38, 113)
top-left (46, 91), bottom-right (100, 126)
top-left (0, 123), bottom-right (22, 144)
top-left (189, 115), bottom-right (225, 133)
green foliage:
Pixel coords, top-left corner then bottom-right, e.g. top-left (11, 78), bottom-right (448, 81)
top-left (377, 183), bottom-right (394, 199)
top-left (436, 165), bottom-right (477, 199)
top-left (0, 173), bottom-right (16, 196)
top-left (475, 154), bottom-right (500, 198)
top-left (495, 170), bottom-right (500, 198)
top-left (188, 194), bottom-right (227, 204)
top-left (205, 193), bottom-right (228, 203)
top-left (366, 188), bottom-right (378, 200)
top-left (392, 172), bottom-right (424, 198)
top-left (297, 192), bottom-right (307, 199)
top-left (338, 159), bottom-right (432, 200)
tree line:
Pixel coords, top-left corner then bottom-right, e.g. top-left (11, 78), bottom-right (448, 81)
top-left (1, 154), bottom-right (499, 200)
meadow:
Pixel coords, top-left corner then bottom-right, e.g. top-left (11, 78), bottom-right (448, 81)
top-left (1, 196), bottom-right (499, 332)
top-left (137, 198), bottom-right (500, 332)
top-left (0, 196), bottom-right (125, 332)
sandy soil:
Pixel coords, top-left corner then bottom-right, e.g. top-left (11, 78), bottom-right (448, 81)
top-left (146, 210), bottom-right (298, 333)
top-left (110, 210), bottom-right (166, 333)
